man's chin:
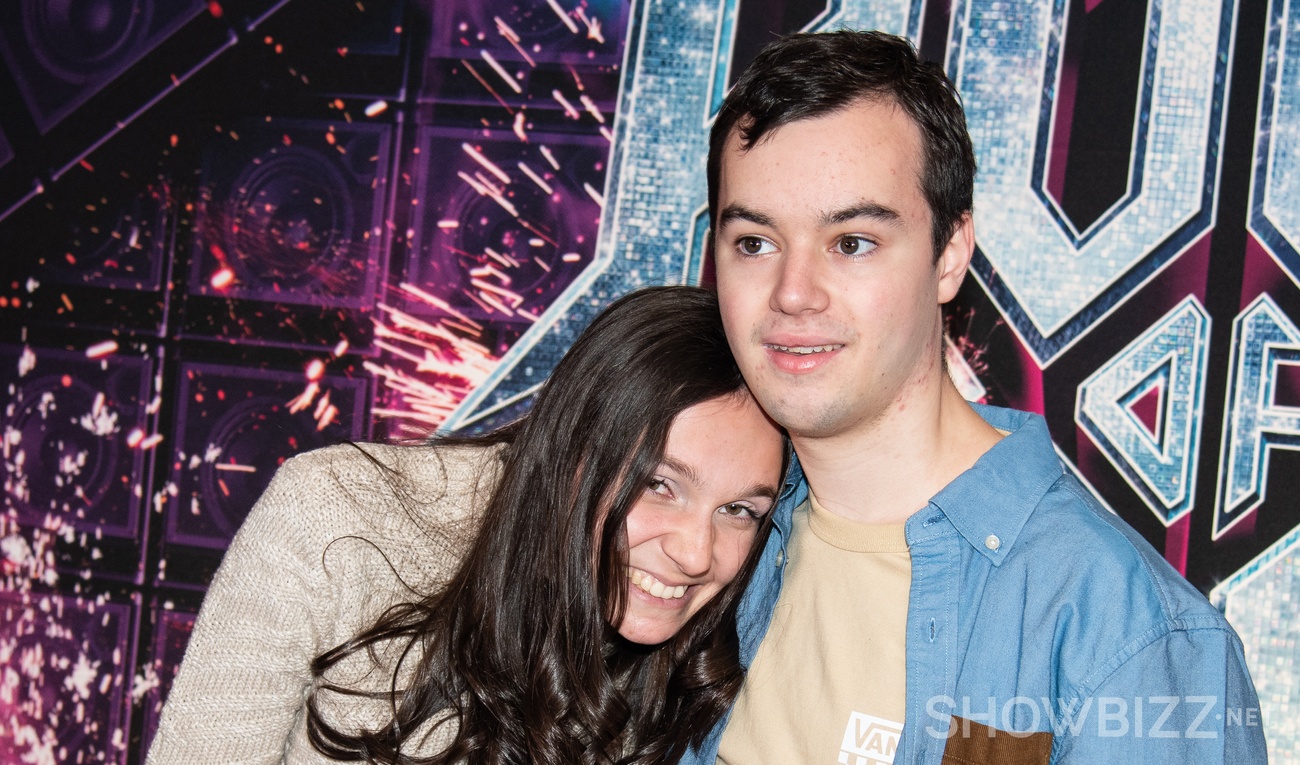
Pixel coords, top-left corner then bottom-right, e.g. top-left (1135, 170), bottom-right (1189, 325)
top-left (757, 398), bottom-right (856, 440)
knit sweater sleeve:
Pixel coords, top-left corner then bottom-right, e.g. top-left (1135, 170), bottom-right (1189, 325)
top-left (145, 443), bottom-right (490, 765)
top-left (145, 451), bottom-right (346, 764)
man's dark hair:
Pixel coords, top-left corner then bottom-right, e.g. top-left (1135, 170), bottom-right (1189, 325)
top-left (707, 30), bottom-right (976, 258)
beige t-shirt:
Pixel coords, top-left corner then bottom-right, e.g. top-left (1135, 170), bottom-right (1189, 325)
top-left (717, 494), bottom-right (911, 765)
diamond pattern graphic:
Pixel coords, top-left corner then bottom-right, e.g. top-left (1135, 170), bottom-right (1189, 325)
top-left (1077, 297), bottom-right (1210, 524)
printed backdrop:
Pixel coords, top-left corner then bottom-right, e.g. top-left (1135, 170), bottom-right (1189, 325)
top-left (0, 0), bottom-right (1296, 761)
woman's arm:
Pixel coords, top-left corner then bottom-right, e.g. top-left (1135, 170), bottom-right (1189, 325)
top-left (146, 453), bottom-right (350, 765)
top-left (146, 442), bottom-right (489, 764)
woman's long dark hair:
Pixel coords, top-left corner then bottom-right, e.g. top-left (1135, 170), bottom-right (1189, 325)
top-left (306, 286), bottom-right (780, 764)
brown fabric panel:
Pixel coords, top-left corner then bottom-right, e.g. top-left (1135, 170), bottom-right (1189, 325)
top-left (940, 716), bottom-right (1053, 765)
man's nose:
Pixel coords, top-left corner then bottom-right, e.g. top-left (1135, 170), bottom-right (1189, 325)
top-left (770, 245), bottom-right (830, 315)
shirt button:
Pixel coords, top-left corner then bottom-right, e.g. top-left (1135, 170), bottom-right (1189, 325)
top-left (984, 534), bottom-right (1001, 551)
top-left (775, 549), bottom-right (785, 566)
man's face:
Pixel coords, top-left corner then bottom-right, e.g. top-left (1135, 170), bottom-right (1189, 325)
top-left (713, 99), bottom-right (972, 440)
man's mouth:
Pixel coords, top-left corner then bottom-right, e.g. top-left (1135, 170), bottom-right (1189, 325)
top-left (628, 567), bottom-right (687, 600)
top-left (764, 343), bottom-right (843, 355)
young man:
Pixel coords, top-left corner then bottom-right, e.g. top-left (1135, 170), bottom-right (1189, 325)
top-left (694, 31), bottom-right (1267, 764)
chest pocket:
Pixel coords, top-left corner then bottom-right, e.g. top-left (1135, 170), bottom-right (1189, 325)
top-left (940, 716), bottom-right (1052, 765)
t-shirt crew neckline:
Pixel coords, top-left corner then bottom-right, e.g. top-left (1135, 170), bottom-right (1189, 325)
top-left (806, 492), bottom-right (909, 554)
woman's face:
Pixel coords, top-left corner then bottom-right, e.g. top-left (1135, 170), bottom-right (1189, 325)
top-left (616, 392), bottom-right (785, 645)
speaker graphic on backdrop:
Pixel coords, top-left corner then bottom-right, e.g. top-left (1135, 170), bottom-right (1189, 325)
top-left (0, 1), bottom-right (1298, 763)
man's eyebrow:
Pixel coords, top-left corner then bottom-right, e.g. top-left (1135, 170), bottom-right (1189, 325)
top-left (716, 204), bottom-right (776, 229)
top-left (821, 203), bottom-right (903, 227)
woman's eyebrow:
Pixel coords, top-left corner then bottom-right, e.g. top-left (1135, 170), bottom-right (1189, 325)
top-left (659, 456), bottom-right (701, 485)
top-left (741, 483), bottom-right (780, 502)
top-left (659, 457), bottom-right (779, 500)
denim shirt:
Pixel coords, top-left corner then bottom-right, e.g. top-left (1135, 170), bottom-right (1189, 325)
top-left (685, 404), bottom-right (1268, 764)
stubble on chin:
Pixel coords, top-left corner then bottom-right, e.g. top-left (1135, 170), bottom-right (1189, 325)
top-left (761, 390), bottom-right (860, 441)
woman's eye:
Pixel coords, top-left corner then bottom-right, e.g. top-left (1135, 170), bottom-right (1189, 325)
top-left (736, 236), bottom-right (775, 256)
top-left (646, 478), bottom-right (671, 496)
top-left (833, 235), bottom-right (875, 257)
top-left (718, 503), bottom-right (760, 521)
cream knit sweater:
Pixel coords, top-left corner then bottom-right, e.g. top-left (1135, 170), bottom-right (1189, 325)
top-left (146, 442), bottom-right (500, 764)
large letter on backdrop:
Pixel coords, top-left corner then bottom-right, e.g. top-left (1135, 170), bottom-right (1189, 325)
top-left (951, 0), bottom-right (1234, 362)
top-left (1249, 0), bottom-right (1300, 284)
top-left (1211, 523), bottom-right (1300, 759)
top-left (1216, 294), bottom-right (1300, 539)
top-left (1076, 296), bottom-right (1210, 525)
top-left (1228, 5), bottom-right (1300, 752)
top-left (443, 0), bottom-right (920, 429)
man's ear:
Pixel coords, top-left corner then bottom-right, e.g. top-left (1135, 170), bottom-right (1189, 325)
top-left (936, 213), bottom-right (974, 304)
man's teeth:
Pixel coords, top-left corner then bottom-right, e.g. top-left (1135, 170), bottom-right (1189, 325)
top-left (769, 344), bottom-right (839, 355)
top-left (629, 568), bottom-right (687, 600)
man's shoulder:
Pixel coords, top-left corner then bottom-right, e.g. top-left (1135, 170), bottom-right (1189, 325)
top-left (967, 469), bottom-right (1248, 705)
top-left (1013, 470), bottom-right (1228, 632)
top-left (941, 403), bottom-right (1225, 633)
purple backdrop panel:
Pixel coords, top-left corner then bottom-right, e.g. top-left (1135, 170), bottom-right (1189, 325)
top-left (0, 0), bottom-right (207, 133)
top-left (407, 126), bottom-right (605, 328)
top-left (240, 0), bottom-right (408, 99)
top-left (420, 0), bottom-right (624, 123)
top-left (37, 181), bottom-right (170, 293)
top-left (369, 125), bottom-right (610, 437)
top-left (394, 0), bottom-right (624, 437)
top-left (137, 607), bottom-right (195, 755)
top-left (10, 156), bottom-right (174, 335)
top-left (163, 362), bottom-right (370, 551)
top-left (0, 344), bottom-right (154, 538)
top-left (188, 119), bottom-right (392, 310)
top-left (427, 0), bottom-right (628, 64)
top-left (345, 0), bottom-right (406, 56)
top-left (0, 588), bottom-right (138, 765)
top-left (0, 127), bottom-right (12, 169)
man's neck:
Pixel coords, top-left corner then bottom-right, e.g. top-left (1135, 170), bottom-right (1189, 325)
top-left (792, 381), bottom-right (1003, 526)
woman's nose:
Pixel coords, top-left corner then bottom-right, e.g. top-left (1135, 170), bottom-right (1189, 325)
top-left (661, 510), bottom-right (714, 577)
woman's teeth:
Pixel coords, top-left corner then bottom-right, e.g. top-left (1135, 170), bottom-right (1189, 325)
top-left (629, 568), bottom-right (687, 599)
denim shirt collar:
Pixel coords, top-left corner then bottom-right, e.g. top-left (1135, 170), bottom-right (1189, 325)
top-left (771, 446), bottom-right (805, 542)
top-left (921, 403), bottom-right (1065, 565)
top-left (772, 405), bottom-right (1062, 564)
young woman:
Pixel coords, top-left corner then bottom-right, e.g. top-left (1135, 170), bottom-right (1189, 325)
top-left (147, 286), bottom-right (786, 765)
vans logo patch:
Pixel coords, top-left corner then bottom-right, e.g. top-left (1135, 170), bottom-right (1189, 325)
top-left (838, 712), bottom-right (903, 765)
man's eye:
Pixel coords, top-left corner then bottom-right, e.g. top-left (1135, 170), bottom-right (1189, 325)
top-left (834, 235), bottom-right (876, 257)
top-left (737, 237), bottom-right (775, 256)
